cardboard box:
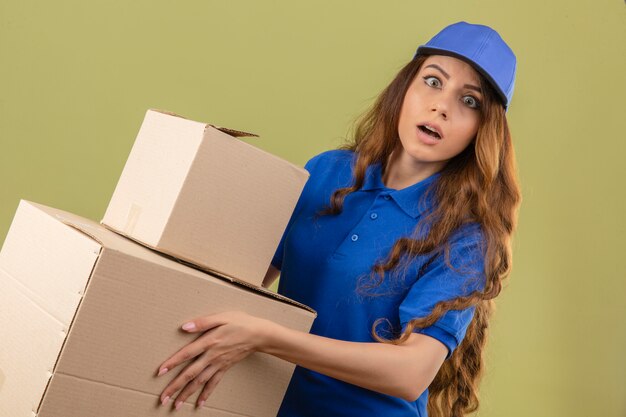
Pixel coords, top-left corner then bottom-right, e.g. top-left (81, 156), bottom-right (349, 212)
top-left (102, 109), bottom-right (309, 287)
top-left (0, 200), bottom-right (316, 417)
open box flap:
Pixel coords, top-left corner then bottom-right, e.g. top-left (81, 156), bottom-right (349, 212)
top-left (150, 108), bottom-right (259, 138)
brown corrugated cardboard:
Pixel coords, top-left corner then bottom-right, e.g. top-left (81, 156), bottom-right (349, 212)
top-left (102, 109), bottom-right (309, 287)
top-left (0, 200), bottom-right (315, 417)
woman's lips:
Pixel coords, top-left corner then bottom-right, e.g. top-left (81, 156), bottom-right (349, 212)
top-left (416, 125), bottom-right (442, 145)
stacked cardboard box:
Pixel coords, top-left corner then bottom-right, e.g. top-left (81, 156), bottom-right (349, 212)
top-left (0, 110), bottom-right (315, 417)
top-left (103, 110), bottom-right (309, 287)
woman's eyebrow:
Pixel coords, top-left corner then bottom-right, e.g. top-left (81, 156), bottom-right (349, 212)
top-left (425, 64), bottom-right (482, 93)
top-left (424, 64), bottom-right (450, 79)
top-left (464, 84), bottom-right (482, 93)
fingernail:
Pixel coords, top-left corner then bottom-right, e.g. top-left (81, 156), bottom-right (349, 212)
top-left (157, 367), bottom-right (168, 376)
top-left (161, 396), bottom-right (170, 406)
top-left (198, 400), bottom-right (205, 408)
top-left (182, 322), bottom-right (196, 331)
top-left (175, 401), bottom-right (183, 410)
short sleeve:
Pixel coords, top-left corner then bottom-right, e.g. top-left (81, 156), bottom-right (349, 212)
top-left (270, 153), bottom-right (324, 270)
top-left (398, 224), bottom-right (486, 358)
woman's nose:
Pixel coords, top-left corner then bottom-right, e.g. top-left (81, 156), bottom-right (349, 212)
top-left (430, 91), bottom-right (452, 119)
top-left (430, 100), bottom-right (448, 120)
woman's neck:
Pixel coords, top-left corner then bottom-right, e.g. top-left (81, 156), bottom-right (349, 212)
top-left (382, 150), bottom-right (443, 190)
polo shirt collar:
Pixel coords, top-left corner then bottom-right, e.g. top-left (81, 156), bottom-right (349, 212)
top-left (361, 162), bottom-right (439, 218)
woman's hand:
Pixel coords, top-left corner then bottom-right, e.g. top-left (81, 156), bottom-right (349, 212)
top-left (156, 311), bottom-right (276, 410)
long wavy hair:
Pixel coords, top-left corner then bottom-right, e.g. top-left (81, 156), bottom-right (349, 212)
top-left (319, 55), bottom-right (521, 417)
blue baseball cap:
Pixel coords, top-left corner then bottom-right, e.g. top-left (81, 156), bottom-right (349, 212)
top-left (414, 21), bottom-right (517, 109)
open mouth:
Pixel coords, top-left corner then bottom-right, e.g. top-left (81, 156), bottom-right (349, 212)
top-left (418, 125), bottom-right (441, 140)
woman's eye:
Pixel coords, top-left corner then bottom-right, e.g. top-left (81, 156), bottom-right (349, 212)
top-left (423, 76), bottom-right (441, 88)
top-left (462, 95), bottom-right (480, 109)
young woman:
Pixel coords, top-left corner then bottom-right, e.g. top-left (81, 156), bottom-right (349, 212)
top-left (156, 21), bottom-right (521, 417)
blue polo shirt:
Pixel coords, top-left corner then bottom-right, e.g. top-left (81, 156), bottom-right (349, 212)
top-left (273, 149), bottom-right (486, 417)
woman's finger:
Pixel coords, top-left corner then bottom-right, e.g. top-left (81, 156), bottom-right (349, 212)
top-left (160, 351), bottom-right (212, 406)
top-left (181, 312), bottom-right (231, 333)
top-left (157, 333), bottom-right (213, 377)
top-left (196, 368), bottom-right (228, 408)
top-left (173, 364), bottom-right (220, 410)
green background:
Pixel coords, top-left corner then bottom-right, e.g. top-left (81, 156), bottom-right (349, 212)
top-left (1, 1), bottom-right (624, 416)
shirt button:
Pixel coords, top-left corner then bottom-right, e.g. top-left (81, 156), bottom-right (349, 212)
top-left (383, 195), bottom-right (391, 200)
top-left (351, 234), bottom-right (359, 242)
top-left (370, 213), bottom-right (378, 220)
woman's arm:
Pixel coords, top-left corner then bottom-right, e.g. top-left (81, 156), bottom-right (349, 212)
top-left (264, 320), bottom-right (447, 400)
top-left (156, 312), bottom-right (447, 409)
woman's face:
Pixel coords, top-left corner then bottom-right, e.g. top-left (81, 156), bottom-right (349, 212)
top-left (396, 55), bottom-right (483, 173)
